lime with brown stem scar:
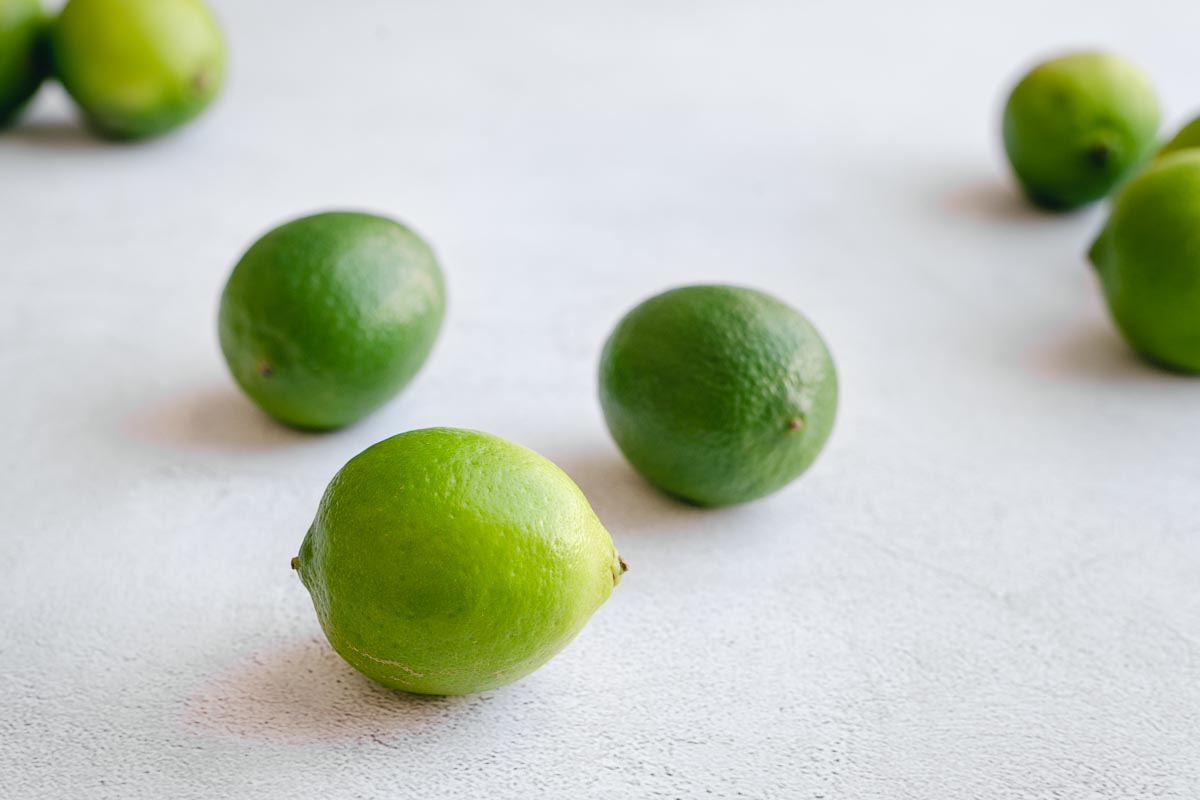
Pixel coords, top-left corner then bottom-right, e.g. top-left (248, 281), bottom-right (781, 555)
top-left (293, 427), bottom-right (625, 696)
top-left (1002, 51), bottom-right (1160, 210)
top-left (599, 285), bottom-right (838, 506)
top-left (218, 211), bottom-right (446, 430)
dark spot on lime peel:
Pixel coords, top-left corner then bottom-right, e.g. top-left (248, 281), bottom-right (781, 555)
top-left (193, 69), bottom-right (210, 95)
top-left (257, 360), bottom-right (274, 378)
top-left (599, 285), bottom-right (838, 506)
top-left (1087, 141), bottom-right (1112, 167)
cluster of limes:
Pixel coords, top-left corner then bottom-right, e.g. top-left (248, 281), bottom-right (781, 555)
top-left (34, 10), bottom-right (1198, 703)
top-left (3, 0), bottom-right (835, 698)
top-left (1003, 51), bottom-right (1200, 372)
top-left (218, 211), bottom-right (839, 695)
top-left (0, 0), bottom-right (224, 139)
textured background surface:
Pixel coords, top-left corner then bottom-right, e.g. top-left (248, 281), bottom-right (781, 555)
top-left (3, 1), bottom-right (1200, 797)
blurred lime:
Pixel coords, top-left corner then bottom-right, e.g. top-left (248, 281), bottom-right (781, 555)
top-left (51, 0), bottom-right (225, 139)
top-left (1089, 151), bottom-right (1200, 373)
top-left (599, 285), bottom-right (837, 506)
top-left (294, 427), bottom-right (625, 696)
top-left (219, 211), bottom-right (445, 430)
top-left (1002, 52), bottom-right (1159, 210)
top-left (0, 0), bottom-right (48, 126)
top-left (1159, 113), bottom-right (1200, 159)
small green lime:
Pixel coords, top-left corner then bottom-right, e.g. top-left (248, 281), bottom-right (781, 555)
top-left (219, 211), bottom-right (445, 430)
top-left (51, 0), bottom-right (225, 140)
top-left (294, 427), bottom-right (625, 696)
top-left (1002, 52), bottom-right (1160, 210)
top-left (599, 285), bottom-right (837, 507)
top-left (0, 0), bottom-right (49, 126)
top-left (1159, 113), bottom-right (1200, 159)
top-left (1089, 151), bottom-right (1200, 373)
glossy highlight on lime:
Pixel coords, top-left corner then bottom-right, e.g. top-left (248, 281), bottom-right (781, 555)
top-left (219, 211), bottom-right (446, 430)
top-left (599, 285), bottom-right (838, 506)
top-left (51, 0), bottom-right (225, 139)
top-left (294, 427), bottom-right (625, 696)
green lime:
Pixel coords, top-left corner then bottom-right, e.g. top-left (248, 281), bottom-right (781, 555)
top-left (219, 211), bottom-right (445, 430)
top-left (1089, 151), bottom-right (1200, 373)
top-left (1002, 52), bottom-right (1160, 210)
top-left (599, 285), bottom-right (837, 507)
top-left (51, 0), bottom-right (225, 140)
top-left (0, 0), bottom-right (48, 126)
top-left (294, 427), bottom-right (625, 696)
top-left (1159, 113), bottom-right (1200, 159)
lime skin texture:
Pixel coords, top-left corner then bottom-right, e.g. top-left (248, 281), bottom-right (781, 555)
top-left (0, 0), bottom-right (49, 126)
top-left (1089, 151), bottom-right (1200, 373)
top-left (599, 285), bottom-right (838, 507)
top-left (219, 211), bottom-right (446, 431)
top-left (1160, 114), bottom-right (1200, 159)
top-left (1002, 52), bottom-right (1160, 211)
top-left (51, 0), bottom-right (225, 140)
top-left (294, 427), bottom-right (625, 696)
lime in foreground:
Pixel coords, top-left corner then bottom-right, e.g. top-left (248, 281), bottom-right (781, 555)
top-left (599, 285), bottom-right (838, 507)
top-left (51, 0), bottom-right (225, 139)
top-left (219, 211), bottom-right (445, 430)
top-left (1089, 151), bottom-right (1200, 373)
top-left (294, 427), bottom-right (625, 696)
top-left (1002, 52), bottom-right (1159, 210)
